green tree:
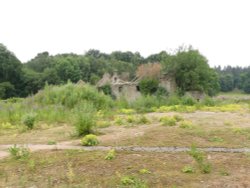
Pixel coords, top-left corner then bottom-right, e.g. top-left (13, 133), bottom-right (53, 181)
top-left (0, 43), bottom-right (23, 98)
top-left (162, 46), bottom-right (220, 96)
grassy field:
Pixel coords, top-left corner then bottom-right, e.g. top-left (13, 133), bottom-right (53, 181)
top-left (0, 150), bottom-right (249, 187)
top-left (0, 84), bottom-right (250, 187)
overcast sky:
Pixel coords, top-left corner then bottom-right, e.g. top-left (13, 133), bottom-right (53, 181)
top-left (0, 0), bottom-right (249, 67)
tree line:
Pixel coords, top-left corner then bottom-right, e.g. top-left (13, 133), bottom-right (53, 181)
top-left (0, 43), bottom-right (249, 99)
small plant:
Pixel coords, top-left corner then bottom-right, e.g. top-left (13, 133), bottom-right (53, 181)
top-left (47, 140), bottom-right (57, 145)
top-left (28, 159), bottom-right (36, 171)
top-left (22, 113), bottom-right (36, 129)
top-left (120, 108), bottom-right (135, 114)
top-left (96, 120), bottom-right (110, 128)
top-left (121, 176), bottom-right (135, 186)
top-left (188, 146), bottom-right (212, 174)
top-left (200, 163), bottom-right (212, 174)
top-left (105, 149), bottom-right (116, 160)
top-left (179, 121), bottom-right (193, 129)
top-left (188, 145), bottom-right (204, 164)
top-left (139, 168), bottom-right (151, 174)
top-left (8, 145), bottom-right (30, 160)
top-left (181, 165), bottom-right (195, 173)
top-left (74, 112), bottom-right (96, 136)
top-left (173, 114), bottom-right (184, 122)
top-left (137, 116), bottom-right (150, 124)
top-left (160, 116), bottom-right (176, 126)
top-left (121, 176), bottom-right (147, 187)
top-left (208, 136), bottom-right (224, 143)
top-left (114, 116), bottom-right (124, 126)
top-left (126, 115), bottom-right (136, 124)
top-left (81, 134), bottom-right (99, 146)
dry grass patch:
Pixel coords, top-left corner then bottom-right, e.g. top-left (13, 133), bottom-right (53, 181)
top-left (0, 150), bottom-right (249, 187)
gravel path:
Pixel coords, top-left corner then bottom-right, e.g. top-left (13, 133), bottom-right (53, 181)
top-left (1, 144), bottom-right (250, 160)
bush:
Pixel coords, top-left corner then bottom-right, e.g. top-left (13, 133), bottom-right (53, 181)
top-left (32, 82), bottom-right (113, 110)
top-left (81, 134), bottom-right (99, 146)
top-left (105, 149), bottom-right (116, 160)
top-left (160, 116), bottom-right (177, 126)
top-left (173, 114), bottom-right (184, 122)
top-left (8, 145), bottom-right (30, 160)
top-left (181, 96), bottom-right (197, 106)
top-left (74, 103), bottom-right (96, 136)
top-left (179, 121), bottom-right (193, 129)
top-left (201, 96), bottom-right (216, 106)
top-left (22, 113), bottom-right (36, 129)
top-left (131, 95), bottom-right (166, 112)
top-left (138, 78), bottom-right (159, 95)
top-left (137, 116), bottom-right (150, 124)
top-left (182, 165), bottom-right (195, 173)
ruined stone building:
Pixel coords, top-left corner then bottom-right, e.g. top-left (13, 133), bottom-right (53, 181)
top-left (96, 71), bottom-right (176, 101)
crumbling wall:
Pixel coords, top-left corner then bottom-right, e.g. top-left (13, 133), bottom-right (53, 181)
top-left (111, 84), bottom-right (141, 101)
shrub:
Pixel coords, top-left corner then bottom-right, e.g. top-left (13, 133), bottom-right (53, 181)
top-left (131, 95), bottom-right (165, 113)
top-left (201, 96), bottom-right (216, 106)
top-left (8, 145), bottom-right (30, 160)
top-left (188, 146), bottom-right (212, 174)
top-left (22, 113), bottom-right (36, 129)
top-left (155, 86), bottom-right (169, 97)
top-left (160, 116), bottom-right (177, 126)
top-left (182, 165), bottom-right (195, 173)
top-left (180, 121), bottom-right (193, 129)
top-left (32, 83), bottom-right (113, 110)
top-left (181, 96), bottom-right (197, 106)
top-left (138, 78), bottom-right (159, 95)
top-left (126, 115), bottom-right (136, 124)
top-left (137, 116), bottom-right (150, 124)
top-left (74, 103), bottom-right (96, 136)
top-left (173, 114), bottom-right (184, 122)
top-left (200, 163), bottom-right (212, 174)
top-left (114, 116), bottom-right (124, 126)
top-left (81, 134), bottom-right (99, 146)
top-left (105, 149), bottom-right (116, 160)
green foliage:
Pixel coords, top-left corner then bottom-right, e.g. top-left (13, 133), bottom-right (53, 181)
top-left (74, 103), bottom-right (97, 136)
top-left (139, 169), bottom-right (151, 174)
top-left (138, 78), bottom-right (159, 95)
top-left (173, 114), bottom-right (184, 122)
top-left (243, 77), bottom-right (250, 93)
top-left (8, 145), bottom-right (30, 160)
top-left (99, 84), bottom-right (112, 96)
top-left (160, 116), bottom-right (177, 126)
top-left (137, 116), bottom-right (150, 124)
top-left (181, 96), bottom-right (197, 106)
top-left (188, 146), bottom-right (212, 174)
top-left (80, 134), bottom-right (99, 146)
top-left (0, 43), bottom-right (22, 98)
top-left (105, 149), bottom-right (116, 160)
top-left (179, 121), bottom-right (193, 129)
top-left (181, 165), bottom-right (195, 173)
top-left (22, 113), bottom-right (36, 129)
top-left (120, 176), bottom-right (147, 187)
top-left (201, 97), bottom-right (216, 106)
top-left (32, 82), bottom-right (113, 110)
top-left (131, 95), bottom-right (167, 112)
top-left (162, 46), bottom-right (220, 96)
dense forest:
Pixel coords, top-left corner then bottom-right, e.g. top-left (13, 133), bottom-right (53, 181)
top-left (0, 43), bottom-right (249, 99)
